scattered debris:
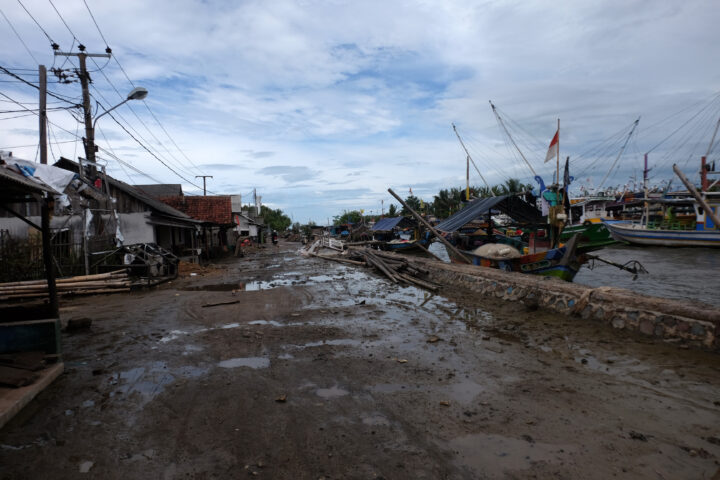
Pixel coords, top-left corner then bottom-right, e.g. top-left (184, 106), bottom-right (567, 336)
top-left (201, 300), bottom-right (240, 308)
top-left (629, 431), bottom-right (648, 442)
top-left (275, 394), bottom-right (287, 403)
top-left (439, 400), bottom-right (450, 407)
top-left (426, 336), bottom-right (441, 343)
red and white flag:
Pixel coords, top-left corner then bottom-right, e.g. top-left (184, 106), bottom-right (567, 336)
top-left (544, 129), bottom-right (559, 163)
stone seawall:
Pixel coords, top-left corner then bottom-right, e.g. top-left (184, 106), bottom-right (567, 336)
top-left (406, 256), bottom-right (719, 351)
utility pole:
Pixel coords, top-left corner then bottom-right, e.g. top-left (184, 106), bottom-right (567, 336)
top-left (39, 65), bottom-right (58, 317)
top-left (54, 47), bottom-right (111, 171)
top-left (196, 175), bottom-right (213, 196)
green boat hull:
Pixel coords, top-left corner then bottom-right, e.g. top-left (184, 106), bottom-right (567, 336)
top-left (560, 223), bottom-right (616, 251)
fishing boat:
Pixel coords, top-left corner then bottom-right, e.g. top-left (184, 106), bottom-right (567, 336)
top-left (446, 233), bottom-right (585, 281)
top-left (371, 216), bottom-right (429, 252)
top-left (433, 193), bottom-right (588, 281)
top-left (604, 159), bottom-right (720, 247)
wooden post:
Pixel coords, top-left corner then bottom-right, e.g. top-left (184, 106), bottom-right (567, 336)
top-left (673, 164), bottom-right (720, 228)
top-left (39, 65), bottom-right (58, 317)
top-left (387, 188), bottom-right (471, 264)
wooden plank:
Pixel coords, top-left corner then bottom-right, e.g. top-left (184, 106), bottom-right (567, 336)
top-left (0, 365), bottom-right (39, 388)
top-left (0, 362), bottom-right (63, 430)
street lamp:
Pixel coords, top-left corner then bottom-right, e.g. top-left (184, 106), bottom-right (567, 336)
top-left (92, 87), bottom-right (148, 130)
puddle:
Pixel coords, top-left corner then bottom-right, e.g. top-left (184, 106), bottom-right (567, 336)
top-left (447, 380), bottom-right (485, 404)
top-left (217, 357), bottom-right (270, 369)
top-left (316, 385), bottom-right (349, 398)
top-left (297, 339), bottom-right (362, 348)
top-left (448, 433), bottom-right (576, 478)
top-left (159, 330), bottom-right (190, 343)
top-left (250, 320), bottom-right (284, 327)
top-left (181, 283), bottom-right (243, 292)
top-left (107, 362), bottom-right (179, 404)
top-left (221, 323), bottom-right (241, 329)
top-left (277, 353), bottom-right (294, 360)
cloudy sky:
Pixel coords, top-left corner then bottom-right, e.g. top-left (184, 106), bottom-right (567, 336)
top-left (2, 0), bottom-right (719, 223)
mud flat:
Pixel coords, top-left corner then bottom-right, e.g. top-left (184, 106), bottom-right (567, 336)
top-left (0, 242), bottom-right (718, 479)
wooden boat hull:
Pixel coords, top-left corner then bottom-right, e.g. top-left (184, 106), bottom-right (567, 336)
top-left (446, 235), bottom-right (584, 282)
top-left (560, 222), bottom-right (616, 251)
top-left (604, 222), bottom-right (720, 247)
top-left (380, 239), bottom-right (428, 252)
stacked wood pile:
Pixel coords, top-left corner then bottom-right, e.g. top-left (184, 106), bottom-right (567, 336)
top-left (0, 270), bottom-right (130, 301)
top-left (343, 247), bottom-right (439, 291)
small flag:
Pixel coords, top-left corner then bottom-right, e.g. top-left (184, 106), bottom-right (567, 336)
top-left (544, 129), bottom-right (559, 163)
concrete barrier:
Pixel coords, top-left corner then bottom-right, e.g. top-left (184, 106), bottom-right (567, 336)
top-left (404, 256), bottom-right (719, 351)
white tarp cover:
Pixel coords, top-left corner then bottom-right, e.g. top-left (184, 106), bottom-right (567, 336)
top-left (8, 157), bottom-right (76, 193)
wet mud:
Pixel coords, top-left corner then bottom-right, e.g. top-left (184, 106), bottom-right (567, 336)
top-left (1, 242), bottom-right (719, 479)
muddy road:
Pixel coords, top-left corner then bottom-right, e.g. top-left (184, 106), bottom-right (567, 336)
top-left (1, 242), bottom-right (719, 479)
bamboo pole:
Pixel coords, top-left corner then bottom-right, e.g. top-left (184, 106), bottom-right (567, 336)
top-left (387, 188), bottom-right (471, 264)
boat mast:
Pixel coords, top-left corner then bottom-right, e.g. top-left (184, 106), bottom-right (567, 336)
top-left (489, 101), bottom-right (538, 178)
top-left (598, 118), bottom-right (640, 189)
top-left (452, 123), bottom-right (493, 197)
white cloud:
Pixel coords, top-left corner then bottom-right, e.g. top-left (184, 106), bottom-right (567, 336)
top-left (1, 0), bottom-right (719, 222)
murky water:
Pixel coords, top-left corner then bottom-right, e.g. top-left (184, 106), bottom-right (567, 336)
top-left (575, 244), bottom-right (720, 306)
top-left (429, 241), bottom-right (720, 307)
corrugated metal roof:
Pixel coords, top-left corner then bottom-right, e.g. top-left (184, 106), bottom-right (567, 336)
top-left (0, 165), bottom-right (59, 197)
top-left (53, 157), bottom-right (192, 221)
top-left (135, 184), bottom-right (183, 198)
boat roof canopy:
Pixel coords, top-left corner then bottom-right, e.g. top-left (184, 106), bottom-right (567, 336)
top-left (372, 216), bottom-right (415, 231)
top-left (435, 194), bottom-right (543, 233)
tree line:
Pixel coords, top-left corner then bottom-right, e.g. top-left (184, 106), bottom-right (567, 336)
top-left (332, 178), bottom-right (532, 225)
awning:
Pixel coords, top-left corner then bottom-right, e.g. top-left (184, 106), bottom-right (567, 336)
top-left (435, 194), bottom-right (543, 233)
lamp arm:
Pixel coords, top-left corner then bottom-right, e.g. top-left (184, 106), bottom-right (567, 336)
top-left (92, 98), bottom-right (129, 129)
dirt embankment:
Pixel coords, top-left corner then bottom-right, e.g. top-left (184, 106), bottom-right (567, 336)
top-left (1, 241), bottom-right (719, 479)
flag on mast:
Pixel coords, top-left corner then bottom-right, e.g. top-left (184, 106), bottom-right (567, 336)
top-left (544, 129), bottom-right (559, 163)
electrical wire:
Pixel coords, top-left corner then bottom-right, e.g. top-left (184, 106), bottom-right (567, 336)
top-left (0, 7), bottom-right (40, 64)
top-left (16, 0), bottom-right (54, 43)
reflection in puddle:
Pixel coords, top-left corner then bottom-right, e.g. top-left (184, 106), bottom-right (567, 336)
top-left (298, 339), bottom-right (361, 348)
top-left (250, 320), bottom-right (284, 327)
top-left (316, 385), bottom-right (349, 398)
top-left (449, 433), bottom-right (576, 478)
top-left (221, 323), bottom-right (241, 329)
top-left (108, 362), bottom-right (209, 405)
top-left (218, 357), bottom-right (270, 369)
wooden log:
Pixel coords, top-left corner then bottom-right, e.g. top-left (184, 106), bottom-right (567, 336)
top-left (0, 271), bottom-right (128, 289)
top-left (397, 272), bottom-right (439, 291)
top-left (0, 287), bottom-right (131, 300)
top-left (388, 188), bottom-right (472, 264)
top-left (312, 253), bottom-right (366, 266)
top-left (363, 253), bottom-right (400, 283)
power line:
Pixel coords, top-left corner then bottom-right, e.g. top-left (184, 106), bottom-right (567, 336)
top-left (106, 111), bottom-right (217, 193)
top-left (47, 0), bottom-right (80, 44)
top-left (16, 0), bottom-right (54, 44)
top-left (0, 7), bottom-right (40, 64)
top-left (0, 65), bottom-right (81, 104)
top-left (80, 0), bottom-right (207, 176)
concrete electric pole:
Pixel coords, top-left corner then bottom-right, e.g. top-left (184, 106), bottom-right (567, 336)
top-left (196, 175), bottom-right (213, 196)
top-left (54, 47), bottom-right (111, 170)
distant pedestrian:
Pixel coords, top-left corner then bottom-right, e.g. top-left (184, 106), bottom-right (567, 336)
top-left (271, 230), bottom-right (278, 247)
